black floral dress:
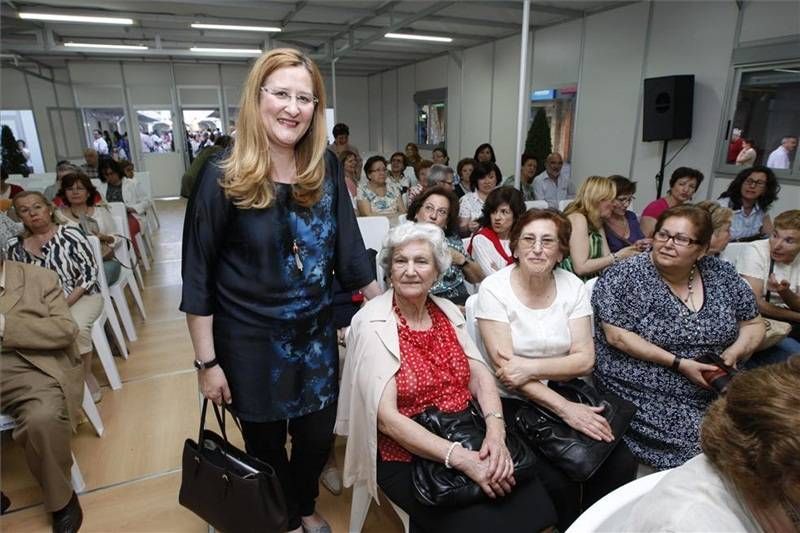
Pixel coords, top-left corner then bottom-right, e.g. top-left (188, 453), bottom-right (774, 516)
top-left (180, 149), bottom-right (374, 422)
top-left (591, 253), bottom-right (758, 469)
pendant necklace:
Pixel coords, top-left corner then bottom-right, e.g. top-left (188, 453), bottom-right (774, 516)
top-left (291, 204), bottom-right (303, 272)
top-left (683, 264), bottom-right (696, 310)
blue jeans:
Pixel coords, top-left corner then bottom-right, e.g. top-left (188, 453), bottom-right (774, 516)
top-left (744, 337), bottom-right (800, 369)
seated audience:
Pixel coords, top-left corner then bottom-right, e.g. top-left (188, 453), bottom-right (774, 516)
top-left (120, 160), bottom-right (135, 180)
top-left (502, 153), bottom-right (538, 201)
top-left (0, 247), bottom-right (84, 533)
top-left (640, 166), bottom-right (703, 237)
top-left (356, 155), bottom-right (405, 217)
top-left (432, 146), bottom-right (449, 166)
top-left (337, 222), bottom-right (558, 532)
top-left (455, 158), bottom-right (476, 198)
top-left (81, 148), bottom-right (98, 179)
top-left (695, 201), bottom-right (733, 256)
top-left (58, 170), bottom-right (123, 286)
top-left (406, 159), bottom-right (434, 203)
top-left (477, 209), bottom-right (636, 528)
top-left (716, 166), bottom-right (779, 242)
top-left (624, 358), bottom-right (800, 532)
top-left (561, 176), bottom-right (642, 280)
top-left (467, 187), bottom-right (525, 276)
top-left (44, 161), bottom-right (73, 202)
top-left (387, 151), bottom-right (415, 191)
top-left (604, 175), bottom-right (648, 253)
top-left (404, 142), bottom-right (422, 173)
top-left (328, 122), bottom-right (360, 160)
top-left (592, 205), bottom-right (765, 470)
top-left (738, 209), bottom-right (800, 345)
top-left (735, 137), bottom-right (756, 166)
top-left (8, 192), bottom-right (105, 402)
top-left (532, 153), bottom-right (574, 210)
top-left (96, 158), bottom-right (149, 251)
top-left (474, 143), bottom-right (502, 178)
top-left (426, 164), bottom-right (456, 193)
top-left (459, 162), bottom-right (502, 235)
top-left (339, 150), bottom-right (360, 202)
top-left (408, 186), bottom-right (485, 303)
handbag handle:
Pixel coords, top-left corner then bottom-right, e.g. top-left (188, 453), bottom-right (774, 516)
top-left (199, 399), bottom-right (243, 459)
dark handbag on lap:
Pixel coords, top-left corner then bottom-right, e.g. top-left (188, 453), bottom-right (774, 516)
top-left (411, 400), bottom-right (537, 506)
top-left (512, 379), bottom-right (636, 482)
top-left (179, 399), bottom-right (288, 532)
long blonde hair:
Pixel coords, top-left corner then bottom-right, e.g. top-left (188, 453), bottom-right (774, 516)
top-left (221, 48), bottom-right (328, 209)
top-left (563, 176), bottom-right (616, 231)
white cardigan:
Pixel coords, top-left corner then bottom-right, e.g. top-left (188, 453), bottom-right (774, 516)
top-left (95, 178), bottom-right (150, 216)
top-left (334, 289), bottom-right (485, 502)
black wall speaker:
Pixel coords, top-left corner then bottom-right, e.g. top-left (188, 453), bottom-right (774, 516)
top-left (642, 75), bottom-right (694, 141)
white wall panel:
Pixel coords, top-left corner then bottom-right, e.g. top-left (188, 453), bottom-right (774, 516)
top-left (397, 65), bottom-right (416, 150)
top-left (334, 76), bottom-right (370, 152)
top-left (368, 75), bottom-right (382, 152)
top-left (415, 55), bottom-right (448, 91)
top-left (0, 69), bottom-right (30, 108)
top-left (123, 63), bottom-right (172, 81)
top-left (491, 35), bottom-right (522, 176)
top-left (460, 42), bottom-right (494, 163)
top-left (173, 64), bottom-right (220, 85)
top-left (26, 75), bottom-right (58, 169)
top-left (129, 85), bottom-right (173, 106)
top-left (571, 2), bottom-right (649, 183)
top-left (447, 54), bottom-right (462, 159)
top-left (74, 86), bottom-right (124, 107)
top-left (68, 62), bottom-right (122, 84)
top-left (739, 0), bottom-right (800, 44)
top-left (381, 70), bottom-right (398, 155)
top-left (531, 19), bottom-right (583, 90)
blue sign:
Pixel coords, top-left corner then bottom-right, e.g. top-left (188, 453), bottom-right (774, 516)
top-left (531, 89), bottom-right (555, 101)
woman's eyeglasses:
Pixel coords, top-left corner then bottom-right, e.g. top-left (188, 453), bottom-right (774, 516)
top-left (260, 86), bottom-right (318, 106)
top-left (518, 235), bottom-right (558, 250)
top-left (653, 230), bottom-right (700, 247)
top-left (614, 196), bottom-right (635, 205)
top-left (743, 178), bottom-right (767, 188)
top-left (422, 204), bottom-right (449, 218)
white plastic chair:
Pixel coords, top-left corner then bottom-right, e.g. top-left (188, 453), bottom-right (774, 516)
top-left (559, 199), bottom-right (573, 211)
top-left (357, 216), bottom-right (390, 291)
top-left (86, 236), bottom-right (128, 358)
top-left (133, 172), bottom-right (160, 232)
top-left (565, 470), bottom-right (671, 532)
top-left (108, 202), bottom-right (146, 287)
top-left (719, 240), bottom-right (761, 270)
top-left (464, 294), bottom-right (492, 365)
top-left (109, 215), bottom-right (147, 337)
top-left (525, 200), bottom-right (548, 210)
top-left (349, 481), bottom-right (409, 533)
top-left (0, 413), bottom-right (86, 493)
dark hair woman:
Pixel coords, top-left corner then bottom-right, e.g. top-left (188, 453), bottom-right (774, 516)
top-left (467, 186), bottom-right (526, 277)
top-left (458, 162), bottom-right (502, 235)
top-left (717, 165), bottom-right (780, 242)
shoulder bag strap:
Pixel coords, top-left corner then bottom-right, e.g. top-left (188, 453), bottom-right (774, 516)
top-left (765, 258), bottom-right (776, 304)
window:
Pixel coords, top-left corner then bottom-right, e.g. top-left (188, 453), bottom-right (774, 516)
top-left (718, 58), bottom-right (800, 181)
top-left (1, 109), bottom-right (45, 173)
top-left (227, 107), bottom-right (240, 134)
top-left (136, 109), bottom-right (175, 154)
top-left (82, 107), bottom-right (128, 159)
top-left (414, 88), bottom-right (447, 149)
top-left (530, 86), bottom-right (577, 161)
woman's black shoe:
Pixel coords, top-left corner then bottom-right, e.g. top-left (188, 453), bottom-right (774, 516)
top-left (52, 492), bottom-right (82, 533)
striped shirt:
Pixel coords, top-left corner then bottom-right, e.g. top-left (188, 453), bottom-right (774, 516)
top-left (7, 225), bottom-right (98, 296)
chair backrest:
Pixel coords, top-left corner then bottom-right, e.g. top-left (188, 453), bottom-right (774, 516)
top-left (133, 171), bottom-right (153, 198)
top-left (565, 470), bottom-right (671, 532)
top-left (559, 199), bottom-right (573, 211)
top-left (526, 200), bottom-right (548, 210)
top-left (464, 294), bottom-right (492, 365)
top-left (107, 202), bottom-right (127, 229)
top-left (112, 215), bottom-right (135, 274)
top-left (397, 213), bottom-right (407, 224)
top-left (86, 235), bottom-right (111, 301)
top-left (356, 216), bottom-right (390, 253)
top-left (719, 240), bottom-right (760, 270)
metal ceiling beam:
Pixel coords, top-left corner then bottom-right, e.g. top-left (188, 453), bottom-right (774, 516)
top-left (493, 1), bottom-right (584, 17)
top-left (281, 0), bottom-right (307, 27)
top-left (335, 1), bottom-right (454, 58)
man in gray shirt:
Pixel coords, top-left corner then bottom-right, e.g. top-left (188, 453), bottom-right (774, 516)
top-left (532, 152), bottom-right (576, 209)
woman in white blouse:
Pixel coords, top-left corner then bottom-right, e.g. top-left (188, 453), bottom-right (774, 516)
top-left (476, 208), bottom-right (637, 529)
top-left (459, 161), bottom-right (501, 235)
top-left (57, 170), bottom-right (123, 285)
top-left (467, 186), bottom-right (525, 277)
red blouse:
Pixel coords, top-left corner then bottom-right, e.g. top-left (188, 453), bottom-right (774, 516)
top-left (378, 299), bottom-right (472, 462)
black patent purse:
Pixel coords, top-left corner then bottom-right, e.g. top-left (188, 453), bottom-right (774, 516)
top-left (512, 379), bottom-right (636, 482)
top-left (411, 400), bottom-right (537, 506)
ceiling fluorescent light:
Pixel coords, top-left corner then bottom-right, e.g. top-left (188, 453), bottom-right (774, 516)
top-left (385, 32), bottom-right (452, 43)
top-left (191, 23), bottom-right (281, 32)
top-left (20, 13), bottom-right (134, 25)
top-left (65, 42), bottom-right (148, 50)
top-left (190, 47), bottom-right (262, 54)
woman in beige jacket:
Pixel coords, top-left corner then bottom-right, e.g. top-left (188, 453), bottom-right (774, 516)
top-left (336, 222), bottom-right (557, 532)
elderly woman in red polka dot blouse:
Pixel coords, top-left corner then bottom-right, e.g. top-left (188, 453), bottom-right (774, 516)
top-left (336, 222), bottom-right (558, 532)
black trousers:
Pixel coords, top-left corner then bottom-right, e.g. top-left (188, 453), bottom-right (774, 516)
top-left (501, 398), bottom-right (638, 531)
top-left (377, 458), bottom-right (558, 533)
top-left (240, 402), bottom-right (337, 531)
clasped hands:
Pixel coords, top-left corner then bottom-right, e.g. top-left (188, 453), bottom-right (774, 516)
top-left (451, 422), bottom-right (516, 499)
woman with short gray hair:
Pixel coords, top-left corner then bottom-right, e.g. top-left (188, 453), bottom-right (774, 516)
top-left (337, 221), bottom-right (558, 532)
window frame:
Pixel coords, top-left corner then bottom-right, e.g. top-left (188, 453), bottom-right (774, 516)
top-left (413, 88), bottom-right (447, 150)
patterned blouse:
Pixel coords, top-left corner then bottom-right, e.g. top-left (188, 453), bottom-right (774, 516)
top-left (378, 299), bottom-right (472, 462)
top-left (458, 191), bottom-right (485, 221)
top-left (356, 180), bottom-right (403, 216)
top-left (7, 224), bottom-right (99, 296)
top-left (592, 253), bottom-right (758, 469)
top-left (430, 235), bottom-right (469, 300)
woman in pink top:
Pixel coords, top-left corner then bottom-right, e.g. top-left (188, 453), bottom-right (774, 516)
top-left (640, 167), bottom-right (704, 237)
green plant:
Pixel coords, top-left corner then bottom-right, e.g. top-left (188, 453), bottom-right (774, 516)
top-left (525, 108), bottom-right (552, 165)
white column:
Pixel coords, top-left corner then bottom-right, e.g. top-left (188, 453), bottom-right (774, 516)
top-left (514, 0), bottom-right (531, 189)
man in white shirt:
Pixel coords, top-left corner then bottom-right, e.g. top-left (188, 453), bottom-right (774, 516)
top-left (765, 136), bottom-right (797, 169)
top-left (91, 130), bottom-right (108, 155)
top-left (532, 152), bottom-right (575, 209)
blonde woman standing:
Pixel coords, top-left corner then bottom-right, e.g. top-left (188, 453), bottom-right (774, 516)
top-left (180, 48), bottom-right (380, 533)
top-left (561, 176), bottom-right (643, 280)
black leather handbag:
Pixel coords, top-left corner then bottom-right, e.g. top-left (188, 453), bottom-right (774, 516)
top-left (512, 379), bottom-right (636, 482)
top-left (411, 400), bottom-right (537, 506)
top-left (179, 400), bottom-right (288, 533)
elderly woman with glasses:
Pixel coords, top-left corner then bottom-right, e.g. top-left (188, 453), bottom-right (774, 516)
top-left (356, 155), bottom-right (406, 217)
top-left (477, 209), bottom-right (637, 528)
top-left (592, 205), bottom-right (765, 472)
top-left (337, 222), bottom-right (558, 533)
top-left (407, 185), bottom-right (484, 303)
top-left (603, 175), bottom-right (649, 254)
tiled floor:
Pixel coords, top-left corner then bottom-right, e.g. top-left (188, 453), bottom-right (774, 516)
top-left (1, 199), bottom-right (402, 532)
